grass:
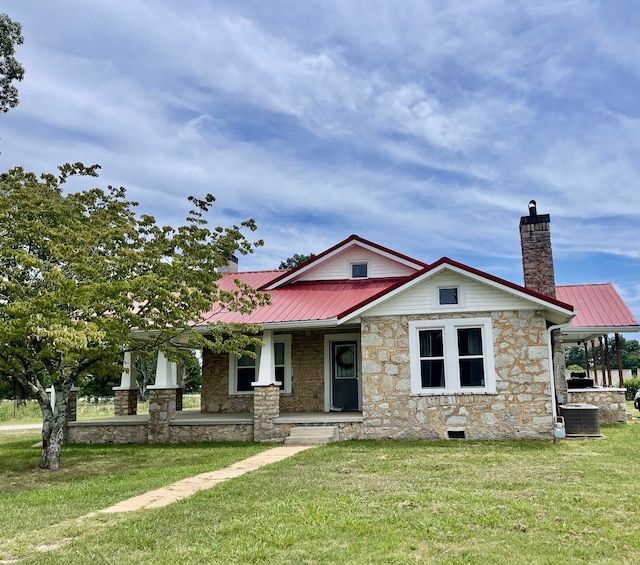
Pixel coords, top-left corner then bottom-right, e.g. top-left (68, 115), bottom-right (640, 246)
top-left (2, 421), bottom-right (640, 564)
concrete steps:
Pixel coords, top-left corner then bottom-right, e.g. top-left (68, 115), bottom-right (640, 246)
top-left (284, 425), bottom-right (338, 446)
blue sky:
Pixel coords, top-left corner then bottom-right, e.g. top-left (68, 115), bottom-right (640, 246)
top-left (2, 0), bottom-right (640, 325)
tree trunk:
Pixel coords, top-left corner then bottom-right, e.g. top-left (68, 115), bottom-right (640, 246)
top-left (38, 381), bottom-right (72, 470)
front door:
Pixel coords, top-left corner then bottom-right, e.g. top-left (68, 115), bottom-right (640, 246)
top-left (331, 341), bottom-right (359, 410)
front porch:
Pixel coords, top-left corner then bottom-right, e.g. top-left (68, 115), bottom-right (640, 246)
top-left (66, 409), bottom-right (364, 445)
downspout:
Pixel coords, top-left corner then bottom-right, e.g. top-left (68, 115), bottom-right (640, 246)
top-left (547, 321), bottom-right (572, 421)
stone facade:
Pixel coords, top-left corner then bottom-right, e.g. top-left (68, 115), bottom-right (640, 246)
top-left (167, 423), bottom-right (253, 443)
top-left (114, 389), bottom-right (139, 416)
top-left (67, 423), bottom-right (149, 444)
top-left (148, 388), bottom-right (177, 444)
top-left (253, 384), bottom-right (280, 442)
top-left (566, 389), bottom-right (627, 424)
top-left (274, 421), bottom-right (364, 441)
top-left (201, 331), bottom-right (337, 414)
top-left (360, 310), bottom-right (554, 440)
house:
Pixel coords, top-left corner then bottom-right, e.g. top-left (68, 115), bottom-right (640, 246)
top-left (68, 203), bottom-right (639, 444)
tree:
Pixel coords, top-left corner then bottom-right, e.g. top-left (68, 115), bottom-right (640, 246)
top-left (0, 13), bottom-right (24, 113)
top-left (278, 253), bottom-right (315, 270)
top-left (0, 163), bottom-right (269, 469)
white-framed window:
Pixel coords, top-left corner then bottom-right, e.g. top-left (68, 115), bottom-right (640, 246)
top-left (350, 262), bottom-right (368, 279)
top-left (438, 287), bottom-right (458, 305)
top-left (408, 318), bottom-right (495, 394)
top-left (229, 335), bottom-right (292, 394)
top-left (432, 283), bottom-right (466, 309)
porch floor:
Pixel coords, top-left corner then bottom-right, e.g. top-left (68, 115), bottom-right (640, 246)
top-left (68, 409), bottom-right (363, 427)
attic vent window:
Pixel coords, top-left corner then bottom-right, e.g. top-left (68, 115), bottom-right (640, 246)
top-left (351, 263), bottom-right (368, 279)
top-left (439, 288), bottom-right (458, 305)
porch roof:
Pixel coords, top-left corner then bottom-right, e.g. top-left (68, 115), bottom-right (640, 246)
top-left (556, 283), bottom-right (639, 342)
top-left (196, 271), bottom-right (404, 326)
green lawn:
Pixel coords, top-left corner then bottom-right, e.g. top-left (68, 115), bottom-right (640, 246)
top-left (2, 422), bottom-right (640, 564)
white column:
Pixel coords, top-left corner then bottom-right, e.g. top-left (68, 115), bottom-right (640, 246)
top-left (113, 351), bottom-right (138, 390)
top-left (252, 330), bottom-right (281, 386)
top-left (148, 350), bottom-right (179, 389)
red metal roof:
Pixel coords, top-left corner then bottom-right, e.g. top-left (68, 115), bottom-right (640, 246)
top-left (196, 272), bottom-right (404, 325)
top-left (556, 283), bottom-right (639, 329)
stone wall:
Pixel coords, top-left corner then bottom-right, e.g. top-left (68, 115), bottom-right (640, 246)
top-left (167, 423), bottom-right (254, 443)
top-left (67, 423), bottom-right (148, 444)
top-left (201, 351), bottom-right (254, 413)
top-left (201, 330), bottom-right (334, 414)
top-left (281, 331), bottom-right (325, 412)
top-left (361, 310), bottom-right (554, 440)
top-left (566, 389), bottom-right (627, 424)
top-left (148, 388), bottom-right (177, 444)
top-left (66, 422), bottom-right (254, 444)
top-left (274, 421), bottom-right (364, 441)
top-left (253, 384), bottom-right (280, 442)
top-left (114, 389), bottom-right (138, 416)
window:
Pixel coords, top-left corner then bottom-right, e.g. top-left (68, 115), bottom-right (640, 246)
top-left (235, 345), bottom-right (257, 392)
top-left (229, 335), bottom-right (292, 394)
top-left (439, 287), bottom-right (458, 305)
top-left (351, 263), bottom-right (368, 278)
top-left (409, 318), bottom-right (495, 394)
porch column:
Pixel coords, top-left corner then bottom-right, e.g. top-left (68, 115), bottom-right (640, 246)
top-left (147, 351), bottom-right (179, 444)
top-left (113, 352), bottom-right (140, 416)
top-left (252, 330), bottom-right (281, 442)
top-left (616, 333), bottom-right (625, 387)
top-left (45, 385), bottom-right (79, 422)
top-left (176, 362), bottom-right (184, 411)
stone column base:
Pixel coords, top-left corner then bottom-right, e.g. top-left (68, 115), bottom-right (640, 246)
top-left (114, 388), bottom-right (139, 416)
top-left (66, 390), bottom-right (78, 422)
top-left (148, 388), bottom-right (178, 444)
top-left (253, 384), bottom-right (280, 442)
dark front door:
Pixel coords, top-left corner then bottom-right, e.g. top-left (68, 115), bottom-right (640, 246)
top-left (331, 341), bottom-right (359, 410)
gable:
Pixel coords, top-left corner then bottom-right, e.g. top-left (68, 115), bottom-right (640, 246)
top-left (296, 246), bottom-right (418, 282)
top-left (265, 235), bottom-right (425, 289)
top-left (354, 270), bottom-right (548, 318)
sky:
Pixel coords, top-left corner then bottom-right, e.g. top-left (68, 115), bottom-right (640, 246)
top-left (2, 0), bottom-right (640, 327)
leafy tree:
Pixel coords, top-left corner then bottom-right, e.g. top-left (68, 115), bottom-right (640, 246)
top-left (0, 163), bottom-right (269, 469)
top-left (278, 253), bottom-right (315, 270)
top-left (0, 13), bottom-right (24, 113)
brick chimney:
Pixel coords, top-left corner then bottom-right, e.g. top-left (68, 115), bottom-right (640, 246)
top-left (218, 255), bottom-right (239, 274)
top-left (519, 200), bottom-right (556, 298)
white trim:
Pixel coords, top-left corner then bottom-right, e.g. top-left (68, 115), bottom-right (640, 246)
top-left (433, 282), bottom-right (466, 309)
top-left (323, 333), bottom-right (362, 412)
top-left (229, 334), bottom-right (292, 395)
top-left (339, 263), bottom-right (574, 325)
top-left (349, 260), bottom-right (369, 279)
top-left (148, 350), bottom-right (179, 389)
top-left (408, 318), bottom-right (496, 395)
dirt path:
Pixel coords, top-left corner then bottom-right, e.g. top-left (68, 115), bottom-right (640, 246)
top-left (97, 444), bottom-right (315, 513)
top-left (0, 444), bottom-right (316, 563)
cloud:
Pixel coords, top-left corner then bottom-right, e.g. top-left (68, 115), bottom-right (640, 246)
top-left (3, 0), bottom-right (639, 322)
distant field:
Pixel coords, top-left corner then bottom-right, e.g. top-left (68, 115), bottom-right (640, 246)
top-left (0, 395), bottom-right (202, 425)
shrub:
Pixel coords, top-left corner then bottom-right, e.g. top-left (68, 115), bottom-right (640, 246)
top-left (625, 377), bottom-right (640, 400)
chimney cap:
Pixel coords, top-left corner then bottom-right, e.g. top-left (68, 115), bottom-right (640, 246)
top-left (520, 200), bottom-right (550, 226)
